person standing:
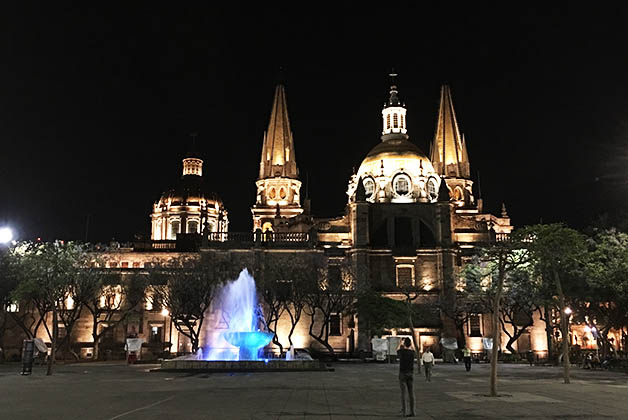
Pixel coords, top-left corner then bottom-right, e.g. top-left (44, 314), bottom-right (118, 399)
top-left (397, 338), bottom-right (416, 417)
top-left (462, 346), bottom-right (472, 372)
top-left (421, 346), bottom-right (435, 382)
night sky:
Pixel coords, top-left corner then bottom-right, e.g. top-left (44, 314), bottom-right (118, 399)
top-left (2, 5), bottom-right (628, 242)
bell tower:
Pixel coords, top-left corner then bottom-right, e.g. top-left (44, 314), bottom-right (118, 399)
top-left (251, 84), bottom-right (303, 231)
top-left (430, 85), bottom-right (475, 207)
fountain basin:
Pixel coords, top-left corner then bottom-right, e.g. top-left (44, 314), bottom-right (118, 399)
top-left (159, 359), bottom-right (331, 372)
top-left (222, 331), bottom-right (274, 360)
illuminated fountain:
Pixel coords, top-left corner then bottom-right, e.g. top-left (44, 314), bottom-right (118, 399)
top-left (160, 268), bottom-right (326, 371)
top-left (204, 268), bottom-right (273, 361)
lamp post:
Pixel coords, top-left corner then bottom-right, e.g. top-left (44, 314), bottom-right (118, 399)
top-left (564, 307), bottom-right (573, 345)
top-left (160, 308), bottom-right (172, 356)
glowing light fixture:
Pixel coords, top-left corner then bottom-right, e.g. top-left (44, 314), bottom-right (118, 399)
top-left (564, 307), bottom-right (573, 315)
top-left (161, 308), bottom-right (170, 317)
top-left (0, 227), bottom-right (13, 244)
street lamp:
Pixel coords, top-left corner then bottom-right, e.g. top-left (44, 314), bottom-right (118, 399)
top-left (0, 227), bottom-right (13, 245)
top-left (564, 307), bottom-right (573, 346)
top-left (160, 308), bottom-right (172, 357)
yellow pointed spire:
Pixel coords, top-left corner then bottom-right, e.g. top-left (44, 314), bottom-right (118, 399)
top-left (430, 85), bottom-right (470, 179)
top-left (258, 84), bottom-right (298, 180)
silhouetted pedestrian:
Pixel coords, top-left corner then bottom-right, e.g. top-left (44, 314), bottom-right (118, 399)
top-left (397, 338), bottom-right (416, 417)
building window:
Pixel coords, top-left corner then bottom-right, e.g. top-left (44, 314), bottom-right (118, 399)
top-left (453, 187), bottom-right (463, 201)
top-left (170, 220), bottom-right (180, 239)
top-left (363, 178), bottom-right (374, 197)
top-left (393, 174), bottom-right (411, 196)
top-left (396, 265), bottom-right (414, 288)
top-left (120, 261), bottom-right (129, 268)
top-left (6, 302), bottom-right (18, 313)
top-left (268, 188), bottom-right (276, 200)
top-left (188, 220), bottom-right (198, 234)
top-left (329, 314), bottom-right (342, 336)
top-left (279, 188), bottom-right (287, 199)
top-left (327, 265), bottom-right (341, 289)
top-left (132, 261), bottom-right (141, 268)
top-left (393, 113), bottom-right (399, 128)
top-left (468, 314), bottom-right (482, 337)
top-left (101, 324), bottom-right (115, 342)
top-left (150, 324), bottom-right (164, 343)
top-left (427, 178), bottom-right (438, 200)
top-left (401, 114), bottom-right (404, 129)
top-left (386, 114), bottom-right (391, 129)
top-left (58, 325), bottom-right (67, 340)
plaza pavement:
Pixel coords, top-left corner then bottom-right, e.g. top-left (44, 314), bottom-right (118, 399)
top-left (0, 360), bottom-right (627, 419)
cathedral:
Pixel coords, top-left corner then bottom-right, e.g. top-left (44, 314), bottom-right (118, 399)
top-left (3, 75), bottom-right (550, 361)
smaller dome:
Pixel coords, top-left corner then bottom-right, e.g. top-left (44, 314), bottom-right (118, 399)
top-left (157, 175), bottom-right (223, 208)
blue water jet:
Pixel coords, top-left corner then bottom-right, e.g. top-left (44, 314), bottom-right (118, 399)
top-left (204, 268), bottom-right (274, 360)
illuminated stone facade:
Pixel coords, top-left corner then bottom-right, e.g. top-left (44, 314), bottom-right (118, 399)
top-left (5, 78), bottom-right (557, 362)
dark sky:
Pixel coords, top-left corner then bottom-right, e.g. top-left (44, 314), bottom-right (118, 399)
top-left (1, 4), bottom-right (628, 242)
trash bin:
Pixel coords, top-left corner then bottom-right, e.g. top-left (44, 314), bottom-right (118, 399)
top-left (21, 340), bottom-right (35, 375)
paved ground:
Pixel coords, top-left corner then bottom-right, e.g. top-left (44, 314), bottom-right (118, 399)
top-left (0, 360), bottom-right (627, 419)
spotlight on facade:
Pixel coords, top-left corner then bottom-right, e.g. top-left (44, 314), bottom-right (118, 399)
top-left (0, 227), bottom-right (13, 244)
top-left (160, 308), bottom-right (170, 317)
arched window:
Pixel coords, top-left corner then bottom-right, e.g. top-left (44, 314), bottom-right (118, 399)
top-left (400, 114), bottom-right (404, 129)
top-left (427, 178), bottom-right (438, 200)
top-left (386, 114), bottom-right (391, 129)
top-left (393, 174), bottom-right (411, 196)
top-left (393, 113), bottom-right (399, 128)
top-left (363, 178), bottom-right (375, 197)
top-left (268, 188), bottom-right (276, 200)
top-left (170, 220), bottom-right (180, 239)
top-left (262, 222), bottom-right (274, 233)
top-left (188, 220), bottom-right (198, 234)
top-left (279, 187), bottom-right (287, 199)
top-left (453, 187), bottom-right (464, 201)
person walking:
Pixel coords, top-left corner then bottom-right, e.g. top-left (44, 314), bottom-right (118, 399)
top-left (421, 346), bottom-right (434, 382)
top-left (462, 346), bottom-right (472, 372)
top-left (397, 338), bottom-right (416, 417)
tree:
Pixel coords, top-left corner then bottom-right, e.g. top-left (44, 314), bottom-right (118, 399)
top-left (0, 249), bottom-right (19, 361)
top-left (582, 228), bottom-right (628, 358)
top-left (498, 267), bottom-right (543, 356)
top-left (148, 255), bottom-right (220, 353)
top-left (303, 256), bottom-right (356, 359)
top-left (461, 233), bottom-right (530, 397)
top-left (11, 241), bottom-right (86, 375)
top-left (261, 253), bottom-right (314, 353)
top-left (75, 258), bottom-right (147, 360)
top-left (438, 268), bottom-right (489, 351)
top-left (520, 223), bottom-right (588, 385)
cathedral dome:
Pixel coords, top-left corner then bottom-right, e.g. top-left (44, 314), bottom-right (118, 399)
top-left (347, 76), bottom-right (441, 204)
top-left (359, 138), bottom-right (435, 176)
top-left (156, 175), bottom-right (222, 207)
top-left (151, 155), bottom-right (229, 240)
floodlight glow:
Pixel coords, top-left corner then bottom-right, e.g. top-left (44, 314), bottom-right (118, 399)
top-left (160, 308), bottom-right (170, 317)
top-left (564, 307), bottom-right (573, 315)
top-left (0, 227), bottom-right (13, 244)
